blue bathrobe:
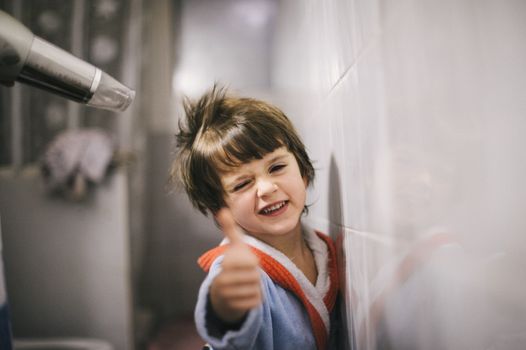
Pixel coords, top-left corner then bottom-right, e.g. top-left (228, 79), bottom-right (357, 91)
top-left (194, 226), bottom-right (340, 350)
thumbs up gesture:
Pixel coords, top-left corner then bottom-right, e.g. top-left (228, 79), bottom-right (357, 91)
top-left (210, 208), bottom-right (262, 324)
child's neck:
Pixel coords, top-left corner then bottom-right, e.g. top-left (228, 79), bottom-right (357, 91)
top-left (256, 222), bottom-right (305, 258)
top-left (256, 224), bottom-right (318, 285)
top-left (275, 234), bottom-right (308, 261)
top-left (285, 233), bottom-right (318, 286)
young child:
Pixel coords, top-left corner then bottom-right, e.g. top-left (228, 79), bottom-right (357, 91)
top-left (171, 85), bottom-right (340, 349)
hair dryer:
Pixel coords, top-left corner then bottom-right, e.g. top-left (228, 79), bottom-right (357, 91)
top-left (0, 10), bottom-right (135, 112)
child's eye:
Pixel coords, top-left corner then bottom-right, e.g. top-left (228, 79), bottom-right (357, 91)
top-left (269, 164), bottom-right (286, 173)
top-left (232, 180), bottom-right (251, 192)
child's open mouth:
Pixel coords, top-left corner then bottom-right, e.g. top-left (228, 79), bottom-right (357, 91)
top-left (259, 200), bottom-right (288, 216)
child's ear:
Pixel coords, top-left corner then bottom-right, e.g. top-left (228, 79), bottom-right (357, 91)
top-left (303, 176), bottom-right (309, 187)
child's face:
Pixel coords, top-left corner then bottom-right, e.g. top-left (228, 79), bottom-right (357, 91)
top-left (220, 147), bottom-right (308, 244)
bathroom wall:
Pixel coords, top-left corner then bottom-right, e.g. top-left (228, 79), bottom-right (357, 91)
top-left (270, 0), bottom-right (526, 349)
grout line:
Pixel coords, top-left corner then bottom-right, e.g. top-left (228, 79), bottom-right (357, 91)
top-left (305, 216), bottom-right (398, 246)
top-left (326, 1), bottom-right (403, 98)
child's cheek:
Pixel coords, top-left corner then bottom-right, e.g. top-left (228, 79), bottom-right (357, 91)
top-left (228, 192), bottom-right (254, 219)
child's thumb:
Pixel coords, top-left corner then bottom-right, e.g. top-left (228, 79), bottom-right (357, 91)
top-left (216, 208), bottom-right (244, 245)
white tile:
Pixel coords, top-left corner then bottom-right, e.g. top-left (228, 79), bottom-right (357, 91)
top-left (272, 0), bottom-right (359, 94)
top-left (336, 44), bottom-right (390, 235)
top-left (352, 0), bottom-right (381, 54)
top-left (339, 225), bottom-right (407, 350)
top-left (271, 0), bottom-right (526, 348)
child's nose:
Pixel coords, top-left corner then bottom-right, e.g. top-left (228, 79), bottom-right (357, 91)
top-left (256, 178), bottom-right (278, 197)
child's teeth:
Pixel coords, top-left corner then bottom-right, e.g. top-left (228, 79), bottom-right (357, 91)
top-left (264, 201), bottom-right (285, 214)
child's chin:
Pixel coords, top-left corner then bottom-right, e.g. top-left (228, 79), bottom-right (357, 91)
top-left (264, 221), bottom-right (302, 236)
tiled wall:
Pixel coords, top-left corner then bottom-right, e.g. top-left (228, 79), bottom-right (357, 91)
top-left (271, 0), bottom-right (526, 349)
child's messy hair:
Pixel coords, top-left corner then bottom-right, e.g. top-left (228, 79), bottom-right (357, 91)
top-left (171, 84), bottom-right (314, 215)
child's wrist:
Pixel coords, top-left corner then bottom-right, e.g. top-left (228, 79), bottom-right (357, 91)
top-left (207, 293), bottom-right (247, 330)
top-left (209, 291), bottom-right (247, 324)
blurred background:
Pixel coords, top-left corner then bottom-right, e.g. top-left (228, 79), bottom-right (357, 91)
top-left (1, 0), bottom-right (526, 349)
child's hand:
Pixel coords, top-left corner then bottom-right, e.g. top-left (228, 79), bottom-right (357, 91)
top-left (210, 208), bottom-right (262, 324)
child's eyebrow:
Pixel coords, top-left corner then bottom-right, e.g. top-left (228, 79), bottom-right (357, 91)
top-left (266, 154), bottom-right (288, 164)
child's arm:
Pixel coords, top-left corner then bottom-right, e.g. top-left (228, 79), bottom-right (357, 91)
top-left (211, 209), bottom-right (262, 324)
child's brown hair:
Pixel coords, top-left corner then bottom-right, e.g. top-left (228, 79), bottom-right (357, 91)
top-left (171, 85), bottom-right (315, 215)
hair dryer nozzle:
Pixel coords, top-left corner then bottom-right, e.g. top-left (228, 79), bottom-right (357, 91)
top-left (17, 37), bottom-right (135, 112)
top-left (87, 70), bottom-right (135, 112)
